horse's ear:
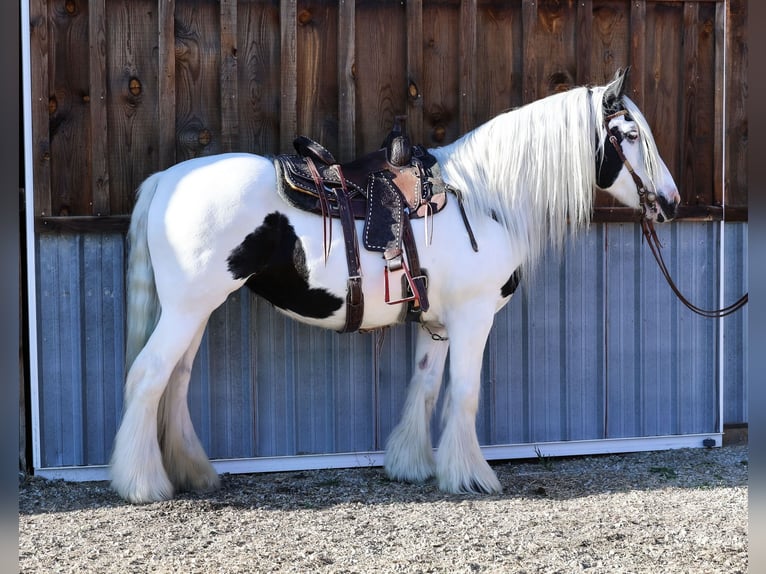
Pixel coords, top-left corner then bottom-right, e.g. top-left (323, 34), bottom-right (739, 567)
top-left (603, 67), bottom-right (630, 113)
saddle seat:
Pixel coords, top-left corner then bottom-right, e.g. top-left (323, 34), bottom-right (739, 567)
top-left (273, 117), bottom-right (459, 333)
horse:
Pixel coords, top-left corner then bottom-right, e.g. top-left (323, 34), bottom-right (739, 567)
top-left (110, 69), bottom-right (680, 503)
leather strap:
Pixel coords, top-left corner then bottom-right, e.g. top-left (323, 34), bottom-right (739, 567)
top-left (401, 216), bottom-right (429, 313)
top-left (641, 219), bottom-right (747, 318)
top-left (330, 165), bottom-right (365, 332)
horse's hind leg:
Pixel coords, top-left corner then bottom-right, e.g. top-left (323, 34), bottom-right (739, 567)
top-left (384, 324), bottom-right (449, 483)
top-left (110, 309), bottom-right (209, 504)
top-left (436, 304), bottom-right (501, 494)
top-left (157, 321), bottom-right (220, 493)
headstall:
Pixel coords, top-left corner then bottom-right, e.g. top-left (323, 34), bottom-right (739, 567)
top-left (604, 109), bottom-right (748, 318)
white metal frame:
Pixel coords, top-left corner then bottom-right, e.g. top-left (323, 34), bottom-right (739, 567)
top-left (21, 0), bottom-right (43, 472)
top-left (34, 433), bottom-right (722, 482)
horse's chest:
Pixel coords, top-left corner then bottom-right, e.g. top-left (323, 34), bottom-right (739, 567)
top-left (226, 211), bottom-right (344, 318)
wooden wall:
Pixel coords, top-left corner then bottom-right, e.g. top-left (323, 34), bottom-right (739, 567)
top-left (28, 0), bottom-right (747, 231)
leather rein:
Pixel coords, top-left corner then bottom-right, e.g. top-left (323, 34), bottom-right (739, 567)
top-left (605, 110), bottom-right (748, 318)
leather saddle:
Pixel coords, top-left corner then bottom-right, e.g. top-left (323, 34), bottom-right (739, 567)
top-left (275, 122), bottom-right (448, 247)
top-left (273, 117), bottom-right (455, 332)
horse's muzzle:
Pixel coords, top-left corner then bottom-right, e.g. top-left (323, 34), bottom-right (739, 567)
top-left (653, 193), bottom-right (680, 223)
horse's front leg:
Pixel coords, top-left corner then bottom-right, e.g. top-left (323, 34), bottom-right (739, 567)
top-left (436, 302), bottom-right (502, 494)
top-left (384, 323), bottom-right (449, 483)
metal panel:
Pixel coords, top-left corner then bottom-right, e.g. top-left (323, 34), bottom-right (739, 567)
top-left (722, 222), bottom-right (748, 424)
top-left (32, 222), bottom-right (748, 472)
top-left (605, 223), bottom-right (720, 438)
top-left (486, 225), bottom-right (606, 446)
top-left (188, 290), bottom-right (379, 460)
top-left (36, 234), bottom-right (126, 468)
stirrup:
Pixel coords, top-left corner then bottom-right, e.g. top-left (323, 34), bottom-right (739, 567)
top-left (383, 258), bottom-right (421, 307)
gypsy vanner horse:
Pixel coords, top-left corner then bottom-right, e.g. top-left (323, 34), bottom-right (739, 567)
top-left (111, 70), bottom-right (680, 503)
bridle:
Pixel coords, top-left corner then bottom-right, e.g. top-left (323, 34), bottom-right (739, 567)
top-left (604, 110), bottom-right (748, 318)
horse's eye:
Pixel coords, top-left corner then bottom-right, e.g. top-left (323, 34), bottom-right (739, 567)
top-left (626, 131), bottom-right (639, 142)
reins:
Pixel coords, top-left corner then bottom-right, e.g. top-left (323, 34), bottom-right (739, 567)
top-left (640, 219), bottom-right (748, 318)
top-left (605, 111), bottom-right (749, 319)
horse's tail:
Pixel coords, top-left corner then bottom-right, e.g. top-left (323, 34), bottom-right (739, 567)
top-left (125, 172), bottom-right (163, 373)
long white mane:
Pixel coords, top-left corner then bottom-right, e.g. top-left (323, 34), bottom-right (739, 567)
top-left (429, 81), bottom-right (645, 266)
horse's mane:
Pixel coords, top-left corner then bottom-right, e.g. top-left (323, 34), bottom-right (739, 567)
top-left (429, 81), bottom-right (662, 267)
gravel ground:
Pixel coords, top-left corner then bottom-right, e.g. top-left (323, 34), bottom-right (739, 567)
top-left (20, 445), bottom-right (747, 573)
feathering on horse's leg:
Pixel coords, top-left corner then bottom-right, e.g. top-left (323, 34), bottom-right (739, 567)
top-left (384, 325), bottom-right (449, 483)
top-left (435, 306), bottom-right (501, 494)
top-left (157, 321), bottom-right (220, 494)
top-left (110, 311), bottom-right (208, 504)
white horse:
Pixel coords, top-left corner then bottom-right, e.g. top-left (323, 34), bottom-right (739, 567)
top-left (111, 69), bottom-right (680, 503)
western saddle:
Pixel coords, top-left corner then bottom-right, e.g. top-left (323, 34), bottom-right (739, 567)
top-left (274, 116), bottom-right (474, 332)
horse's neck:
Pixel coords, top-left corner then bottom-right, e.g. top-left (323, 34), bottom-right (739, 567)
top-left (430, 103), bottom-right (595, 263)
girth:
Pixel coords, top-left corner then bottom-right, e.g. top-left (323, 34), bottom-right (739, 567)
top-left (273, 119), bottom-right (453, 332)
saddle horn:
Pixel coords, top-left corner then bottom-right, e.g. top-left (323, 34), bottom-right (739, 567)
top-left (382, 115), bottom-right (413, 167)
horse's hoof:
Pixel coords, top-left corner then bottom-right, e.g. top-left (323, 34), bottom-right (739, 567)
top-left (111, 476), bottom-right (175, 504)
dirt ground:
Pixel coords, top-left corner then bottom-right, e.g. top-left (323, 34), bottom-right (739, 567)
top-left (20, 445), bottom-right (747, 573)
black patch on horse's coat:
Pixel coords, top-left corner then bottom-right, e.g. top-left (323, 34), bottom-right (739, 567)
top-left (501, 269), bottom-right (522, 298)
top-left (596, 131), bottom-right (625, 190)
top-left (227, 212), bottom-right (343, 318)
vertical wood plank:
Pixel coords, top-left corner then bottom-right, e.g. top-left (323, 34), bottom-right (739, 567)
top-left (107, 0), bottom-right (159, 214)
top-left (535, 0), bottom-right (577, 94)
top-left (475, 1), bottom-right (523, 119)
top-left (175, 2), bottom-right (222, 160)
top-left (220, 0), bottom-right (238, 153)
top-left (681, 2), bottom-right (700, 205)
top-left (521, 0), bottom-right (538, 103)
top-left (89, 0), bottom-right (109, 215)
top-left (644, 3), bottom-right (682, 179)
top-left (29, 0), bottom-right (52, 216)
top-left (422, 1), bottom-right (460, 144)
top-left (458, 0), bottom-right (477, 133)
top-left (337, 0), bottom-right (355, 162)
top-left (406, 0), bottom-right (424, 144)
top-left (280, 0), bottom-right (298, 152)
top-left (723, 0), bottom-right (747, 211)
top-left (158, 0), bottom-right (176, 168)
top-left (355, 2), bottom-right (405, 151)
top-left (297, 3), bottom-right (339, 148)
top-left (238, 1), bottom-right (280, 154)
top-left (576, 0), bottom-right (593, 85)
top-left (628, 0), bottom-right (646, 105)
top-left (49, 0), bottom-right (91, 216)
top-left (590, 0), bottom-right (629, 83)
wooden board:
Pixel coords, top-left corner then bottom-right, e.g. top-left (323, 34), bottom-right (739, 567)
top-left (28, 0), bottom-right (747, 227)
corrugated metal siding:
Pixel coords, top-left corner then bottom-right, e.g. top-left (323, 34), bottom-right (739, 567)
top-left (33, 223), bottom-right (748, 469)
top-left (722, 222), bottom-right (748, 424)
top-left (36, 234), bottom-right (126, 467)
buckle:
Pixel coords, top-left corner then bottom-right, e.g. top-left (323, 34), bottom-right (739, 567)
top-left (384, 260), bottom-right (420, 306)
